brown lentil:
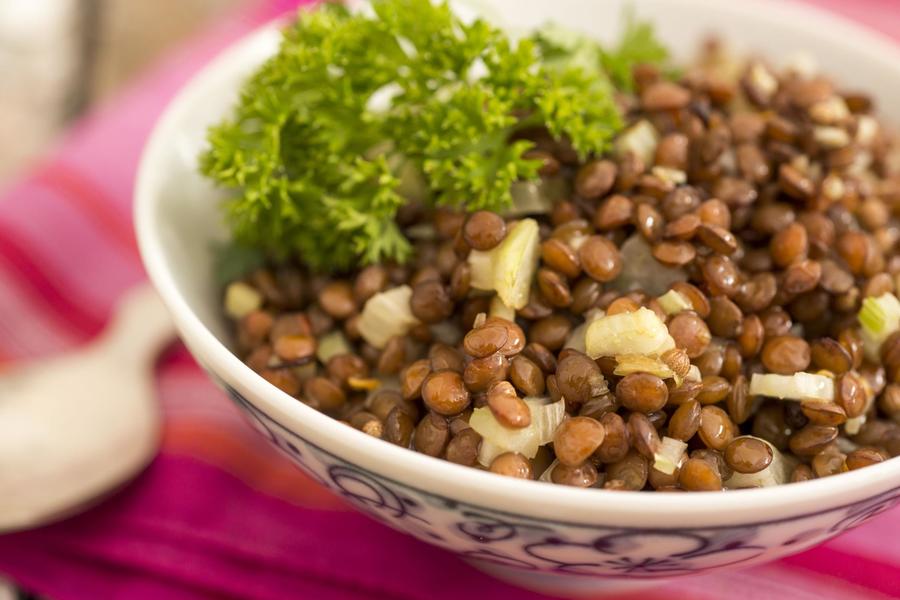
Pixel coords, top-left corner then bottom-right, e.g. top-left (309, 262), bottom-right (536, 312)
top-left (554, 416), bottom-right (607, 466)
top-left (761, 335), bottom-right (811, 374)
top-left (668, 312), bottom-right (712, 358)
top-left (509, 355), bottom-right (546, 397)
top-left (541, 239), bottom-right (581, 279)
top-left (551, 462), bottom-right (599, 487)
top-left (594, 412), bottom-right (630, 463)
top-left (445, 428), bottom-right (481, 466)
top-left (414, 413), bottom-right (450, 456)
top-left (489, 452), bottom-right (534, 479)
top-left (668, 400), bottom-right (702, 441)
top-left (679, 458), bottom-right (723, 491)
top-left (463, 352), bottom-right (509, 392)
top-left (789, 425), bottom-right (840, 456)
top-left (528, 314), bottom-right (572, 351)
top-left (464, 211), bottom-right (507, 251)
top-left (579, 236), bottom-right (623, 282)
top-left (698, 406), bottom-right (736, 451)
top-left (319, 281), bottom-right (357, 320)
top-left (628, 412), bottom-right (661, 459)
top-left (846, 447), bottom-right (886, 470)
top-left (724, 436), bottom-right (773, 473)
top-left (616, 373), bottom-right (669, 412)
top-left (605, 451), bottom-right (649, 491)
top-left (487, 381), bottom-right (531, 429)
top-left (409, 280), bottom-right (453, 324)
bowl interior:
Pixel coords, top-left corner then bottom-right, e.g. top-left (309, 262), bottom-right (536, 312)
top-left (137, 0), bottom-right (900, 527)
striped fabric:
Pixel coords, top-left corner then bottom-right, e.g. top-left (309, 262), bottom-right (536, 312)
top-left (0, 1), bottom-right (897, 598)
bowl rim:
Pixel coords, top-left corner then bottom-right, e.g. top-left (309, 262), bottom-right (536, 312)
top-left (136, 0), bottom-right (900, 527)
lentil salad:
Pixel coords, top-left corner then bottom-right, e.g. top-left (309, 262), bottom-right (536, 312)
top-left (210, 0), bottom-right (900, 491)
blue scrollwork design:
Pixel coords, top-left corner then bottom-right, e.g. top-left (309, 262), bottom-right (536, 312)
top-left (209, 376), bottom-right (900, 578)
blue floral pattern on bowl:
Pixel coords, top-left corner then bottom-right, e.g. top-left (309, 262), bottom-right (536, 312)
top-left (216, 379), bottom-right (900, 579)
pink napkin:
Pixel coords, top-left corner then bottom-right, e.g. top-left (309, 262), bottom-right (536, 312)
top-left (0, 1), bottom-right (898, 598)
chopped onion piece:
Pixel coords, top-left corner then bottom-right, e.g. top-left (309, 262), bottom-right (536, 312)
top-left (844, 415), bottom-right (866, 436)
top-left (538, 459), bottom-right (560, 483)
top-left (685, 365), bottom-right (701, 382)
top-left (357, 285), bottom-right (420, 349)
top-left (492, 218), bottom-right (541, 310)
top-left (614, 354), bottom-right (676, 379)
top-left (859, 293), bottom-right (900, 361)
top-left (506, 177), bottom-right (570, 217)
top-left (614, 120), bottom-right (658, 166)
top-left (610, 235), bottom-right (687, 296)
top-left (585, 307), bottom-right (675, 358)
top-left (657, 289), bottom-right (693, 315)
top-left (465, 219), bottom-right (541, 310)
top-left (564, 308), bottom-right (605, 353)
top-left (749, 372), bottom-right (834, 402)
top-left (477, 440), bottom-right (505, 467)
top-left (224, 282), bottom-right (262, 319)
top-left (316, 331), bottom-right (351, 364)
top-left (468, 250), bottom-right (494, 291)
top-left (653, 437), bottom-right (687, 475)
top-left (656, 290), bottom-right (694, 315)
top-left (404, 222), bottom-right (437, 241)
top-left (470, 398), bottom-right (565, 465)
top-left (490, 295), bottom-right (516, 322)
top-left (725, 437), bottom-right (796, 489)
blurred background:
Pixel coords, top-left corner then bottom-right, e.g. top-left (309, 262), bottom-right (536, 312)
top-left (0, 0), bottom-right (240, 186)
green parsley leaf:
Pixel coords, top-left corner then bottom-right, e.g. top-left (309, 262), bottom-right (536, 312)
top-left (200, 0), bottom-right (667, 271)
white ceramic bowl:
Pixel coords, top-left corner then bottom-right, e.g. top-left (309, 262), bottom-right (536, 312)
top-left (136, 0), bottom-right (900, 596)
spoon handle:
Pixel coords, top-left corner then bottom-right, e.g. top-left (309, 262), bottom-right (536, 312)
top-left (100, 284), bottom-right (176, 365)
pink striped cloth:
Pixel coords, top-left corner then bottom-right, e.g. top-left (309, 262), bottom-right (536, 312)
top-left (0, 1), bottom-right (898, 598)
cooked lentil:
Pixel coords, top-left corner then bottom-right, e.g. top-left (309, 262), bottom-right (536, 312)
top-left (224, 42), bottom-right (900, 491)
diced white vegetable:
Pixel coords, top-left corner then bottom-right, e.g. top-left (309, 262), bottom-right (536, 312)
top-left (357, 285), bottom-right (420, 349)
top-left (784, 51), bottom-right (818, 78)
top-left (538, 459), bottom-right (560, 483)
top-left (685, 365), bottom-right (702, 382)
top-left (506, 177), bottom-right (570, 217)
top-left (468, 250), bottom-right (494, 290)
top-left (471, 398), bottom-right (565, 465)
top-left (224, 282), bottom-right (263, 319)
top-left (614, 354), bottom-right (676, 379)
top-left (657, 289), bottom-right (692, 315)
top-left (564, 308), bottom-right (605, 353)
top-left (747, 62), bottom-right (778, 103)
top-left (610, 235), bottom-right (687, 296)
top-left (653, 437), bottom-right (687, 475)
top-left (651, 166), bottom-right (687, 186)
top-left (725, 437), bottom-right (796, 489)
top-left (404, 222), bottom-right (437, 241)
top-left (813, 126), bottom-right (850, 149)
top-left (749, 372), bottom-right (835, 402)
top-left (492, 218), bottom-right (541, 310)
top-left (585, 307), bottom-right (675, 358)
top-left (477, 440), bottom-right (505, 467)
top-left (614, 120), bottom-right (658, 166)
top-left (489, 295), bottom-right (516, 322)
top-left (809, 96), bottom-right (850, 124)
top-left (465, 218), bottom-right (541, 310)
top-left (856, 116), bottom-right (879, 146)
top-left (845, 415), bottom-right (867, 436)
top-left (859, 293), bottom-right (900, 361)
top-left (316, 330), bottom-right (351, 364)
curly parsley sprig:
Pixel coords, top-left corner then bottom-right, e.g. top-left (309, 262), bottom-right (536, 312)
top-left (200, 0), bottom-right (670, 271)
